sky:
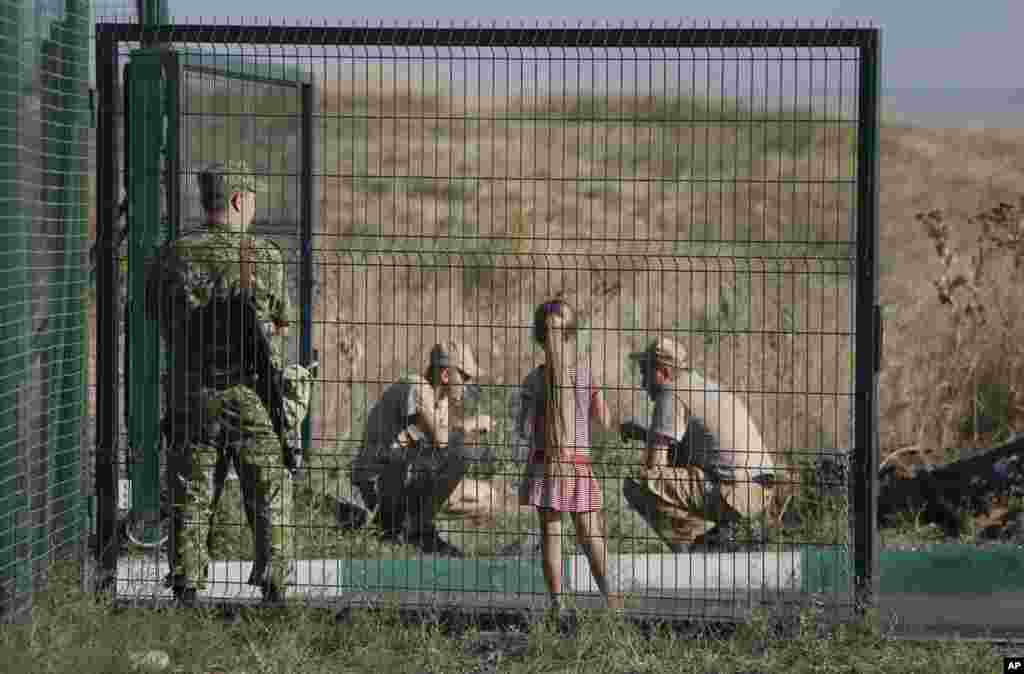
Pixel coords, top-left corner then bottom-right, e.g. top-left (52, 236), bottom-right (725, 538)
top-left (154, 0), bottom-right (1024, 91)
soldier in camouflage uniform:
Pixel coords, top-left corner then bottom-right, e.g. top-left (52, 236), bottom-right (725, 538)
top-left (144, 160), bottom-right (295, 603)
top-left (351, 341), bottom-right (497, 557)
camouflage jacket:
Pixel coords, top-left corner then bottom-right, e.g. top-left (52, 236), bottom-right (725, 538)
top-left (144, 224), bottom-right (294, 424)
top-left (146, 225), bottom-right (292, 352)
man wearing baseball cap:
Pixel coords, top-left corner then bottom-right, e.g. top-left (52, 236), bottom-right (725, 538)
top-left (620, 337), bottom-right (783, 552)
top-left (352, 340), bottom-right (498, 556)
top-left (144, 159), bottom-right (300, 605)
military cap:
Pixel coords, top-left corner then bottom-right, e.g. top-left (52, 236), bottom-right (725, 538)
top-left (429, 341), bottom-right (484, 379)
top-left (197, 159), bottom-right (267, 208)
top-left (628, 336), bottom-right (690, 371)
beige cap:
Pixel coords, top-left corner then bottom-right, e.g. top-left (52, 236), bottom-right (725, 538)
top-left (627, 336), bottom-right (690, 371)
top-left (429, 340), bottom-right (484, 378)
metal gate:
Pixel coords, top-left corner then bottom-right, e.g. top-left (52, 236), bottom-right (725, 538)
top-left (111, 48), bottom-right (317, 551)
top-left (94, 22), bottom-right (881, 623)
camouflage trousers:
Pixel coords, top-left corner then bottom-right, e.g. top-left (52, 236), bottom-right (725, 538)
top-left (166, 384), bottom-right (293, 594)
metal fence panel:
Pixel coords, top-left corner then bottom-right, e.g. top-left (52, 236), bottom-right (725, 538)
top-left (96, 22), bottom-right (879, 623)
top-left (0, 0), bottom-right (91, 623)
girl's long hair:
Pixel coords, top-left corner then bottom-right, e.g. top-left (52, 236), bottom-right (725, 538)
top-left (534, 300), bottom-right (578, 470)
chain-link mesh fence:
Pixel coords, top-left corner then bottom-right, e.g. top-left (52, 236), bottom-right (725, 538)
top-left (0, 0), bottom-right (92, 623)
top-left (96, 21), bottom-right (880, 623)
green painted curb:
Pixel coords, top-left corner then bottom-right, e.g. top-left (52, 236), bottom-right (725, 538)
top-left (335, 558), bottom-right (561, 594)
top-left (879, 544), bottom-right (1024, 595)
top-left (800, 547), bottom-right (852, 595)
top-left (119, 546), bottom-right (1024, 599)
top-left (795, 545), bottom-right (1024, 596)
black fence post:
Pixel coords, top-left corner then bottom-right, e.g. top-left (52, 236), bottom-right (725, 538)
top-left (300, 81), bottom-right (315, 441)
top-left (853, 27), bottom-right (882, 616)
top-left (94, 27), bottom-right (121, 592)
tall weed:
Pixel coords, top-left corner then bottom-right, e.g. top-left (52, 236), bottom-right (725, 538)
top-left (909, 197), bottom-right (1024, 455)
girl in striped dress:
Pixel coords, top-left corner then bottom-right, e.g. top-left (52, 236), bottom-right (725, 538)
top-left (516, 298), bottom-right (622, 612)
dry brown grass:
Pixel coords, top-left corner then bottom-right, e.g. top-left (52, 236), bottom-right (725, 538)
top-left (898, 198), bottom-right (1024, 456)
top-left (311, 86), bottom-right (856, 466)
top-left (82, 84), bottom-right (1024, 477)
top-left (311, 88), bottom-right (1024, 474)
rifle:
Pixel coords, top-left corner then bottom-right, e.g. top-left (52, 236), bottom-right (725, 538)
top-left (187, 289), bottom-right (304, 479)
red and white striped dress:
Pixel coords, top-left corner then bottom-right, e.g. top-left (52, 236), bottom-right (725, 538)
top-left (518, 366), bottom-right (603, 512)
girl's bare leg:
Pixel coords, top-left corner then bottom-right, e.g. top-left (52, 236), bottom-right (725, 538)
top-left (573, 510), bottom-right (623, 609)
top-left (539, 509), bottom-right (564, 609)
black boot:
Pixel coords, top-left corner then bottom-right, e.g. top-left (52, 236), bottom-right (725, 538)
top-left (261, 581), bottom-right (285, 604)
top-left (699, 519), bottom-right (741, 552)
top-left (165, 572), bottom-right (199, 608)
top-left (221, 602), bottom-right (243, 625)
top-left (407, 528), bottom-right (464, 558)
top-left (172, 586), bottom-right (198, 608)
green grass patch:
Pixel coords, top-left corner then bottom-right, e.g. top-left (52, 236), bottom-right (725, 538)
top-left (773, 450), bottom-right (850, 548)
top-left (958, 381), bottom-right (1014, 444)
top-left (671, 270), bottom-right (754, 349)
top-left (578, 131), bottom-right (760, 181)
top-left (350, 176), bottom-right (481, 201)
top-left (322, 111), bottom-right (371, 141)
top-left (575, 177), bottom-right (623, 198)
top-left (568, 95), bottom-right (839, 180)
top-left (322, 112), bottom-right (372, 166)
top-left (3, 558), bottom-right (1006, 673)
top-left (670, 219), bottom-right (849, 264)
top-left (338, 202), bottom-right (515, 294)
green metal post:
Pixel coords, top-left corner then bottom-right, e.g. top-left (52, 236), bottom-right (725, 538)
top-left (140, 0), bottom-right (168, 30)
top-left (126, 50), bottom-right (166, 535)
top-left (128, 0), bottom-right (171, 545)
top-left (164, 58), bottom-right (178, 242)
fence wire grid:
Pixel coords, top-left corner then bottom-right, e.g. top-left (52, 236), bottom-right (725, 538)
top-left (0, 0), bottom-right (92, 623)
top-left (94, 21), bottom-right (881, 623)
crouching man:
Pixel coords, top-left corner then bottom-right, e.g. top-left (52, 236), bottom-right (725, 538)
top-left (620, 337), bottom-right (783, 552)
top-left (351, 341), bottom-right (497, 556)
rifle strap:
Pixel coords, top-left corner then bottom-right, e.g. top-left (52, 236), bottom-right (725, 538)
top-left (239, 234), bottom-right (254, 292)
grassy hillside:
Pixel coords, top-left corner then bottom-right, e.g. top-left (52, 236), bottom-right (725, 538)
top-left (312, 85), bottom-right (855, 466)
